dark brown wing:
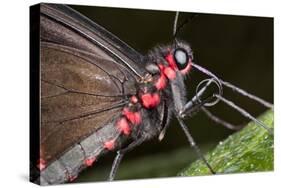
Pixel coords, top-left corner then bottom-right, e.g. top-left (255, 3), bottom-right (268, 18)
top-left (40, 4), bottom-right (145, 164)
top-left (40, 4), bottom-right (147, 77)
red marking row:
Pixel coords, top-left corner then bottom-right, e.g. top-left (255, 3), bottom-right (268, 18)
top-left (100, 52), bottom-right (193, 171)
top-left (103, 96), bottom-right (143, 150)
top-left (154, 54), bottom-right (177, 91)
top-left (154, 52), bottom-right (192, 91)
top-left (102, 52), bottom-right (182, 151)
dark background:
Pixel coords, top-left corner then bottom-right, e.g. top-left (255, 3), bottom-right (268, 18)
top-left (67, 4), bottom-right (273, 182)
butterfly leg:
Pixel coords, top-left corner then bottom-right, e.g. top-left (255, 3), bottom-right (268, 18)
top-left (170, 77), bottom-right (216, 174)
top-left (108, 136), bottom-right (147, 181)
top-left (176, 115), bottom-right (216, 174)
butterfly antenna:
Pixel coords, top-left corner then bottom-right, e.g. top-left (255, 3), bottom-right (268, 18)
top-left (173, 13), bottom-right (198, 39)
top-left (191, 63), bottom-right (223, 94)
top-left (173, 11), bottom-right (180, 37)
top-left (214, 94), bottom-right (273, 135)
top-left (220, 80), bottom-right (273, 109)
top-left (191, 63), bottom-right (273, 109)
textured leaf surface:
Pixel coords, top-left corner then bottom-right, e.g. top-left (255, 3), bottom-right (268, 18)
top-left (179, 110), bottom-right (274, 176)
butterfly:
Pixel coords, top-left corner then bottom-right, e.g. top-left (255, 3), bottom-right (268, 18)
top-left (30, 3), bottom-right (273, 184)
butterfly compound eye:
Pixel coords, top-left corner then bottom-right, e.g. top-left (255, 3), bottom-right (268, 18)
top-left (174, 48), bottom-right (189, 70)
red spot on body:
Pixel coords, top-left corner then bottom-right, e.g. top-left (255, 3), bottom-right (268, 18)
top-left (165, 53), bottom-right (177, 69)
top-left (104, 139), bottom-right (116, 150)
top-left (141, 93), bottom-right (160, 109)
top-left (164, 67), bottom-right (176, 80)
top-left (158, 61), bottom-right (176, 80)
top-left (84, 157), bottom-right (96, 167)
top-left (180, 60), bottom-right (192, 75)
top-left (155, 73), bottom-right (167, 90)
top-left (158, 64), bottom-right (165, 71)
top-left (130, 95), bottom-right (138, 103)
top-left (37, 158), bottom-right (46, 171)
top-left (116, 117), bottom-right (131, 135)
top-left (123, 108), bottom-right (142, 125)
top-left (68, 175), bottom-right (77, 182)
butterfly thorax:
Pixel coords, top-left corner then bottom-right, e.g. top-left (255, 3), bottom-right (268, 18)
top-left (111, 42), bottom-right (194, 141)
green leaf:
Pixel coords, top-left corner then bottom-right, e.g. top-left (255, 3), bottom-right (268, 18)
top-left (179, 110), bottom-right (274, 176)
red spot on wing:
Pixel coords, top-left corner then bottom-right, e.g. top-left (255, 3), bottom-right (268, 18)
top-left (141, 93), bottom-right (160, 109)
top-left (84, 157), bottom-right (96, 167)
top-left (37, 158), bottom-right (47, 171)
top-left (104, 139), bottom-right (116, 150)
top-left (123, 108), bottom-right (142, 125)
top-left (116, 117), bottom-right (131, 135)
